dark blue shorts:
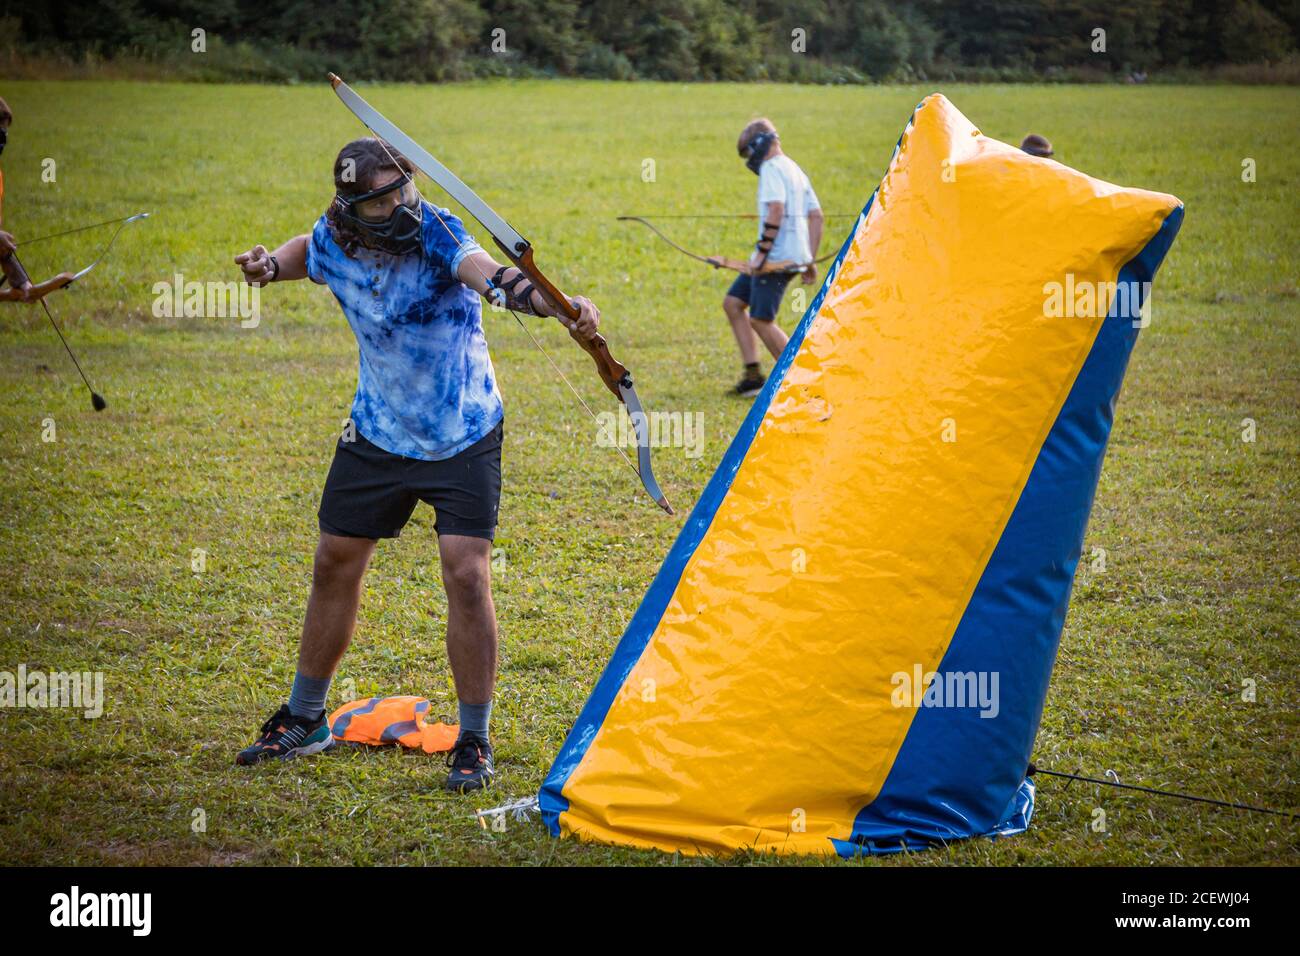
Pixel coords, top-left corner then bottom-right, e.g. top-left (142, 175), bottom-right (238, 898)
top-left (318, 420), bottom-right (503, 541)
top-left (726, 271), bottom-right (794, 322)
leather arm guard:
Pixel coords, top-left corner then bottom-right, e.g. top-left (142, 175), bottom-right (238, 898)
top-left (484, 266), bottom-right (544, 315)
top-left (754, 218), bottom-right (781, 266)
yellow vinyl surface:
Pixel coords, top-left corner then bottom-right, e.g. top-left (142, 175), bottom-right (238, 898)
top-left (558, 95), bottom-right (1180, 855)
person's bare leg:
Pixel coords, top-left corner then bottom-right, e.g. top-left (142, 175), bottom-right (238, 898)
top-left (751, 316), bottom-right (789, 360)
top-left (438, 534), bottom-right (497, 707)
top-left (235, 531), bottom-right (376, 763)
top-left (297, 532), bottom-right (377, 679)
top-left (724, 294), bottom-right (761, 365)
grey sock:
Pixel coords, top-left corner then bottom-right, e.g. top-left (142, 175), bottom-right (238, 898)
top-left (288, 671), bottom-right (332, 719)
top-left (458, 700), bottom-right (492, 741)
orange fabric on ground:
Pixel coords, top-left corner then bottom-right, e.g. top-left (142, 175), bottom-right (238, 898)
top-left (328, 696), bottom-right (458, 753)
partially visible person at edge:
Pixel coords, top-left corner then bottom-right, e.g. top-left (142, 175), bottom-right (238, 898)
top-left (231, 137), bottom-right (603, 793)
top-left (1020, 133), bottom-right (1054, 158)
top-left (0, 95), bottom-right (29, 295)
top-left (726, 118), bottom-right (823, 398)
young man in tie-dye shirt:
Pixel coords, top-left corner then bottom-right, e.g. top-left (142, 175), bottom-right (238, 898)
top-left (232, 138), bottom-right (603, 792)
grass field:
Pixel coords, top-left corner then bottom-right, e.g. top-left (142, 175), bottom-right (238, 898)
top-left (0, 80), bottom-right (1296, 866)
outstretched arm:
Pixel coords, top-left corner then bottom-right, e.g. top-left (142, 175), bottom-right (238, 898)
top-left (235, 235), bottom-right (309, 286)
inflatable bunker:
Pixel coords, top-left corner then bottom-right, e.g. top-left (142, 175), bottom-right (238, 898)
top-left (541, 94), bottom-right (1183, 856)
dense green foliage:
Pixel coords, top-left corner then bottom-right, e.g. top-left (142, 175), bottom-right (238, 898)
top-left (2, 0), bottom-right (1298, 83)
top-left (0, 79), bottom-right (1295, 864)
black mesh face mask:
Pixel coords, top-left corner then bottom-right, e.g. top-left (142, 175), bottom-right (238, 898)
top-left (740, 131), bottom-right (776, 175)
top-left (333, 175), bottom-right (424, 255)
top-left (0, 126), bottom-right (7, 158)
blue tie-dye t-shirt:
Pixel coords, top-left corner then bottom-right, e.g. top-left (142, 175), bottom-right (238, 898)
top-left (305, 201), bottom-right (503, 461)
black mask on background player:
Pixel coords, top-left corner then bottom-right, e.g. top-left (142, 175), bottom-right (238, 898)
top-left (740, 131), bottom-right (776, 175)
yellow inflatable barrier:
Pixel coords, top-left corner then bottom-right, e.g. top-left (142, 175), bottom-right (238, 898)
top-left (541, 94), bottom-right (1183, 856)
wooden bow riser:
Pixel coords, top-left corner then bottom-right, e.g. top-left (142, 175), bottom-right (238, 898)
top-left (495, 239), bottom-right (629, 399)
top-left (0, 253), bottom-right (76, 303)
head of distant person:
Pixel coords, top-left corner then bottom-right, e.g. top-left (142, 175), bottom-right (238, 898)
top-left (738, 118), bottom-right (780, 175)
top-left (1020, 133), bottom-right (1054, 158)
top-left (327, 138), bottom-right (424, 257)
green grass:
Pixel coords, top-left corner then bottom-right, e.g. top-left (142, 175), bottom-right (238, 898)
top-left (0, 80), bottom-right (1296, 866)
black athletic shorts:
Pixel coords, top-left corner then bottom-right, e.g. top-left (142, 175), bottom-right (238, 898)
top-left (726, 271), bottom-right (795, 321)
top-left (318, 421), bottom-right (503, 541)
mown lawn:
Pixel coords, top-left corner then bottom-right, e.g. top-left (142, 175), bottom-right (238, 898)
top-left (0, 80), bottom-right (1296, 865)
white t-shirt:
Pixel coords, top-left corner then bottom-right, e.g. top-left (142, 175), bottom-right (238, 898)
top-left (756, 154), bottom-right (821, 264)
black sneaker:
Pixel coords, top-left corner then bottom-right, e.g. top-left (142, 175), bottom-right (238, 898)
top-left (235, 704), bottom-right (333, 766)
top-left (444, 734), bottom-right (495, 792)
top-left (733, 371), bottom-right (765, 398)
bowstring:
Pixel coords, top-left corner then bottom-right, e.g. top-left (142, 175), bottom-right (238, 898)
top-left (19, 215), bottom-right (138, 248)
top-left (362, 135), bottom-right (641, 481)
top-left (39, 298), bottom-right (100, 397)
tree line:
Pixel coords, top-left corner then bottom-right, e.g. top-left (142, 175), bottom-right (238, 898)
top-left (3, 0), bottom-right (1297, 83)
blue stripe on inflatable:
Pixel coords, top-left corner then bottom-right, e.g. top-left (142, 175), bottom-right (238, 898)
top-left (538, 194), bottom-right (877, 835)
top-left (832, 203), bottom-right (1184, 857)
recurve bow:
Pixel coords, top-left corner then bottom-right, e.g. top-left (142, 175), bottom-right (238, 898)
top-left (617, 215), bottom-right (835, 275)
top-left (0, 212), bottom-right (150, 409)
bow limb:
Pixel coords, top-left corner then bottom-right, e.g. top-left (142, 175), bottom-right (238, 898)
top-left (705, 255), bottom-right (756, 273)
top-left (752, 252), bottom-right (838, 274)
top-left (501, 244), bottom-right (673, 514)
top-left (495, 241), bottom-right (673, 515)
top-left (616, 216), bottom-right (728, 268)
top-left (64, 212), bottom-right (151, 282)
top-left (707, 251), bottom-right (837, 274)
top-left (619, 216), bottom-right (833, 275)
top-left (618, 215), bottom-right (754, 274)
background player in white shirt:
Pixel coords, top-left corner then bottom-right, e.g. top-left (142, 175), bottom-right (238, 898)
top-left (724, 118), bottom-right (823, 397)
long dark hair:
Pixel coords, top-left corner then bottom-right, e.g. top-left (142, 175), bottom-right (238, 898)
top-left (326, 138), bottom-right (417, 256)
